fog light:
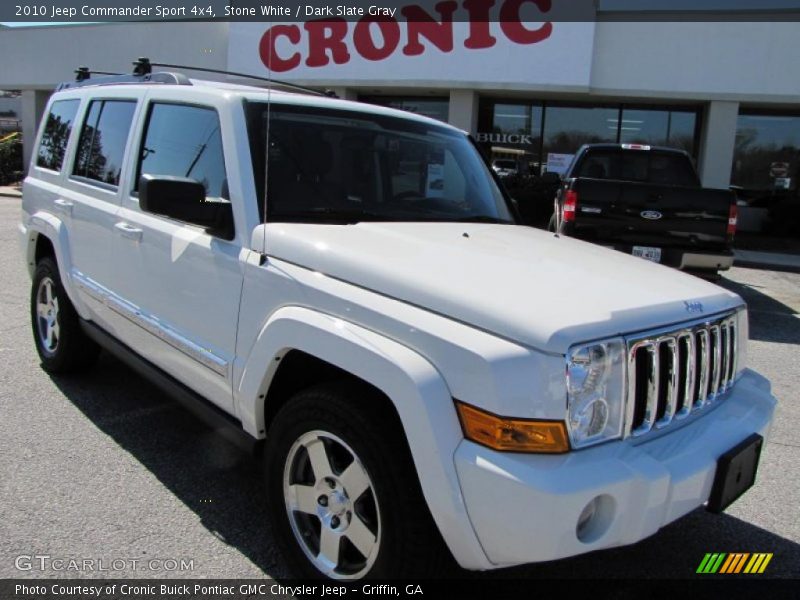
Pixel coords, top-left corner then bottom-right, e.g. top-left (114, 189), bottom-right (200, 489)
top-left (577, 498), bottom-right (598, 537)
top-left (575, 495), bottom-right (615, 544)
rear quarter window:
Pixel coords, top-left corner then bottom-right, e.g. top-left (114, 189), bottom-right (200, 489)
top-left (36, 99), bottom-right (80, 172)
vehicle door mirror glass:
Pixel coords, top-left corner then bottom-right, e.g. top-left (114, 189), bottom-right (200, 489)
top-left (139, 174), bottom-right (234, 239)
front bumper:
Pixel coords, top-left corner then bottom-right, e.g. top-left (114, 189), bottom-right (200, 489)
top-left (454, 369), bottom-right (776, 567)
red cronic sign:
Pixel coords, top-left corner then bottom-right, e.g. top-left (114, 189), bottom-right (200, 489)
top-left (258, 0), bottom-right (554, 73)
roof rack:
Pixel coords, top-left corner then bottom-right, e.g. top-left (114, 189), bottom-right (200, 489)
top-left (57, 58), bottom-right (190, 90)
top-left (57, 57), bottom-right (336, 98)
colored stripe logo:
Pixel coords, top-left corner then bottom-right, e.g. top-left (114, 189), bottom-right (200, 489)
top-left (697, 553), bottom-right (773, 574)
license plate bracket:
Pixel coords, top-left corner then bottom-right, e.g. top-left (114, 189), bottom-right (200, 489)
top-left (632, 246), bottom-right (662, 263)
top-left (707, 434), bottom-right (763, 514)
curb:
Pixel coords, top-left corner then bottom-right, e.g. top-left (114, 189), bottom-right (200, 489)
top-left (733, 259), bottom-right (800, 275)
top-left (0, 188), bottom-right (22, 199)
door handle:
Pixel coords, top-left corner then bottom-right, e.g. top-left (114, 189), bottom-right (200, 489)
top-left (53, 198), bottom-right (73, 215)
top-left (114, 222), bottom-right (143, 242)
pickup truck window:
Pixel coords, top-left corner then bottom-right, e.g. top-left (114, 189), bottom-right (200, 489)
top-left (73, 100), bottom-right (136, 187)
top-left (246, 103), bottom-right (514, 224)
top-left (36, 99), bottom-right (80, 172)
top-left (575, 149), bottom-right (699, 187)
top-left (136, 103), bottom-right (229, 200)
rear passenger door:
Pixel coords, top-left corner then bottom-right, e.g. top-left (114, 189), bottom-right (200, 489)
top-left (58, 93), bottom-right (139, 329)
top-left (109, 98), bottom-right (242, 413)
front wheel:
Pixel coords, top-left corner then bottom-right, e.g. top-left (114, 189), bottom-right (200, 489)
top-left (264, 382), bottom-right (446, 579)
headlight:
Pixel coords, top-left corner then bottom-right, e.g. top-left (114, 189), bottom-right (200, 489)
top-left (736, 307), bottom-right (749, 379)
top-left (566, 338), bottom-right (626, 449)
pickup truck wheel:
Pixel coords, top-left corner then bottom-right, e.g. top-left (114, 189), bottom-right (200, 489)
top-left (264, 382), bottom-right (445, 579)
top-left (31, 257), bottom-right (99, 373)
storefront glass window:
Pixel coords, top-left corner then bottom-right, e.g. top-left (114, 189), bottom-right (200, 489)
top-left (475, 99), bottom-right (702, 229)
top-left (542, 105), bottom-right (619, 161)
top-left (359, 96), bottom-right (449, 123)
top-left (617, 109), bottom-right (697, 153)
top-left (484, 103), bottom-right (543, 176)
top-left (732, 113), bottom-right (800, 194)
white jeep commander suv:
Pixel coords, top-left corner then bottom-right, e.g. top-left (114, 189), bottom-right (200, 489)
top-left (19, 62), bottom-right (776, 580)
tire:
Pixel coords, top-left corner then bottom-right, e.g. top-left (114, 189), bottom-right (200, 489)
top-left (264, 381), bottom-right (447, 580)
top-left (31, 257), bottom-right (100, 373)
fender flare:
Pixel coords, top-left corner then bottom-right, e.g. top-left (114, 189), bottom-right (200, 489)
top-left (24, 211), bottom-right (91, 319)
top-left (236, 305), bottom-right (492, 570)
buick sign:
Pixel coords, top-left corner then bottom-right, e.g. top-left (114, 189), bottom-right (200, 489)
top-left (641, 210), bottom-right (663, 220)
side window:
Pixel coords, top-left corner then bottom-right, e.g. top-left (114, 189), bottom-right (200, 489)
top-left (73, 99), bottom-right (136, 187)
top-left (136, 103), bottom-right (228, 200)
top-left (36, 99), bottom-right (80, 172)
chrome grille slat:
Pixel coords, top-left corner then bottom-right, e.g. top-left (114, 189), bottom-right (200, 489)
top-left (720, 322), bottom-right (730, 393)
top-left (710, 324), bottom-right (722, 399)
top-left (677, 332), bottom-right (694, 419)
top-left (731, 318), bottom-right (739, 381)
top-left (696, 329), bottom-right (710, 409)
top-left (643, 344), bottom-right (659, 433)
top-left (624, 312), bottom-right (740, 439)
top-left (656, 338), bottom-right (679, 428)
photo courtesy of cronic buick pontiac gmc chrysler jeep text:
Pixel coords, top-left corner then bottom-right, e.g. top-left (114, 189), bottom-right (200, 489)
top-left (19, 61), bottom-right (777, 580)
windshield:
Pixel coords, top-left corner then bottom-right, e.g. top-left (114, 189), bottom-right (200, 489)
top-left (246, 102), bottom-right (515, 224)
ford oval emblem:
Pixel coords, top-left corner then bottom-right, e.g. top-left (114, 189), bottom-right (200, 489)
top-left (641, 210), bottom-right (663, 220)
top-left (684, 301), bottom-right (704, 314)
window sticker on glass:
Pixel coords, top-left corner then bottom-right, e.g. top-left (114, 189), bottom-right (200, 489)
top-left (426, 163), bottom-right (444, 198)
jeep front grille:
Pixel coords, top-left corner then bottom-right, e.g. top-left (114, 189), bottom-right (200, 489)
top-left (625, 313), bottom-right (738, 437)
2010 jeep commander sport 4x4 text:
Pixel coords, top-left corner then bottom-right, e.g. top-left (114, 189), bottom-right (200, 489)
top-left (19, 64), bottom-right (777, 580)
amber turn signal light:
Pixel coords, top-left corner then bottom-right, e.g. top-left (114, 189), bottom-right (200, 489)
top-left (455, 401), bottom-right (570, 453)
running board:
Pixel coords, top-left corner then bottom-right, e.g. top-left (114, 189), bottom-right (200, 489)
top-left (80, 319), bottom-right (258, 455)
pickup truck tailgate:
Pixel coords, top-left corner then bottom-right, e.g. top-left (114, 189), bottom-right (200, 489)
top-left (574, 179), bottom-right (732, 250)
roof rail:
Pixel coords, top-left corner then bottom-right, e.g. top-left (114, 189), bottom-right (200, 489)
top-left (57, 58), bottom-right (191, 91)
top-left (146, 61), bottom-right (337, 97)
top-left (56, 57), bottom-right (335, 98)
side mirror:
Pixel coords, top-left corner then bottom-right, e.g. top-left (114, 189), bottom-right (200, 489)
top-left (139, 174), bottom-right (234, 240)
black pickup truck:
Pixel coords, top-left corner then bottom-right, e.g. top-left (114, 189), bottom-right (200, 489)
top-left (550, 144), bottom-right (737, 274)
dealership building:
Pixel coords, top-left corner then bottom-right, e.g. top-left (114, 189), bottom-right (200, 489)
top-left (1, 6), bottom-right (799, 230)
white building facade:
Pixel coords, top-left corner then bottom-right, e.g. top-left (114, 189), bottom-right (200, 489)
top-left (2, 10), bottom-right (799, 229)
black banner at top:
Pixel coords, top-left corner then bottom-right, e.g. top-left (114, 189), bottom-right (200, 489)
top-left (2, 0), bottom-right (800, 23)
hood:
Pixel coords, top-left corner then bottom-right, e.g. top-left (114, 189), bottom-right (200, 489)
top-left (263, 222), bottom-right (742, 354)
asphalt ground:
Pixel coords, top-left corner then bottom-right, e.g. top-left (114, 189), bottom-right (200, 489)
top-left (0, 196), bottom-right (797, 581)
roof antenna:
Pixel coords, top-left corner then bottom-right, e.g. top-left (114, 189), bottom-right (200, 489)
top-left (133, 57), bottom-right (152, 76)
top-left (262, 26), bottom-right (273, 258)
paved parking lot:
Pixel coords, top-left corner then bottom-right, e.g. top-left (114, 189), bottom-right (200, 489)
top-left (0, 196), bottom-right (798, 580)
